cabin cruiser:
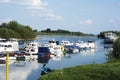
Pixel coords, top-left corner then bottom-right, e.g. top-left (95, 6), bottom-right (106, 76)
top-left (64, 45), bottom-right (80, 53)
top-left (41, 40), bottom-right (64, 57)
top-left (75, 40), bottom-right (97, 49)
top-left (23, 42), bottom-right (38, 54)
top-left (50, 45), bottom-right (64, 57)
top-left (0, 38), bottom-right (19, 53)
top-left (104, 32), bottom-right (119, 43)
top-left (75, 40), bottom-right (84, 47)
top-left (59, 40), bottom-right (74, 46)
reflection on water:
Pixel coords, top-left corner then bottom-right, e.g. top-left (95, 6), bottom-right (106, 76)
top-left (80, 48), bottom-right (97, 56)
top-left (38, 57), bottom-right (50, 64)
top-left (0, 36), bottom-right (110, 80)
top-left (104, 44), bottom-right (113, 60)
top-left (0, 60), bottom-right (40, 80)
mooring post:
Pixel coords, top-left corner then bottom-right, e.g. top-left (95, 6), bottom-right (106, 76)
top-left (6, 53), bottom-right (9, 80)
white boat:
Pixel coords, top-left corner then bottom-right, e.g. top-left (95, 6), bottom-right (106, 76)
top-left (41, 40), bottom-right (64, 57)
top-left (41, 39), bottom-right (57, 47)
top-left (0, 38), bottom-right (19, 53)
top-left (59, 40), bottom-right (74, 46)
top-left (64, 45), bottom-right (80, 53)
top-left (0, 56), bottom-right (16, 60)
top-left (23, 42), bottom-right (38, 54)
top-left (104, 32), bottom-right (119, 43)
top-left (76, 40), bottom-right (97, 49)
top-left (50, 45), bottom-right (64, 57)
top-left (75, 40), bottom-right (84, 47)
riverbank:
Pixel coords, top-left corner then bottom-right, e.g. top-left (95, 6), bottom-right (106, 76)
top-left (38, 59), bottom-right (120, 80)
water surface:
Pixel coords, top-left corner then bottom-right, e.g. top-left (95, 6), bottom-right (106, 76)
top-left (0, 35), bottom-right (109, 80)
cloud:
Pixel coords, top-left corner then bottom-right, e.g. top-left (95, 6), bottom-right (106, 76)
top-left (80, 19), bottom-right (93, 25)
top-left (0, 0), bottom-right (63, 21)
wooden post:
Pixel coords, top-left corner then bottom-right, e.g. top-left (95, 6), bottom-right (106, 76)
top-left (6, 54), bottom-right (9, 80)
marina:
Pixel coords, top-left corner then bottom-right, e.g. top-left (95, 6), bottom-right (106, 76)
top-left (0, 35), bottom-right (112, 80)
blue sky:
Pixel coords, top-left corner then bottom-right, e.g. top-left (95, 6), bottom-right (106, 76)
top-left (0, 0), bottom-right (120, 34)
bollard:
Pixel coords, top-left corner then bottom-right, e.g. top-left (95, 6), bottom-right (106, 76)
top-left (6, 54), bottom-right (9, 80)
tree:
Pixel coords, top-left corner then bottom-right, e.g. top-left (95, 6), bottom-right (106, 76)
top-left (46, 28), bottom-right (51, 32)
top-left (0, 28), bottom-right (20, 39)
top-left (112, 38), bottom-right (120, 58)
top-left (0, 21), bottom-right (36, 39)
top-left (0, 23), bottom-right (8, 28)
top-left (8, 21), bottom-right (18, 30)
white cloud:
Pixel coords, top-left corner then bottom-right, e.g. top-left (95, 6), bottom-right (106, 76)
top-left (0, 0), bottom-right (63, 21)
top-left (80, 19), bottom-right (93, 25)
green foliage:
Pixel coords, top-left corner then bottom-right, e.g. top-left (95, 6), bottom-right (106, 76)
top-left (0, 28), bottom-right (20, 39)
top-left (40, 28), bottom-right (94, 36)
top-left (38, 62), bottom-right (120, 80)
top-left (112, 38), bottom-right (120, 58)
top-left (0, 21), bottom-right (36, 39)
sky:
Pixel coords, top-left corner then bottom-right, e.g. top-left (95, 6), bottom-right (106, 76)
top-left (0, 0), bottom-right (120, 34)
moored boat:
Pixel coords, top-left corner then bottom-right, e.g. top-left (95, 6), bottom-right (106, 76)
top-left (104, 32), bottom-right (119, 43)
top-left (0, 38), bottom-right (19, 53)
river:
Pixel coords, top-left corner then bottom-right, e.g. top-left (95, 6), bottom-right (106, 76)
top-left (0, 35), bottom-right (110, 80)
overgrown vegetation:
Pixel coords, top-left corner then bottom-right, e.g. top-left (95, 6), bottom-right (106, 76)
top-left (38, 28), bottom-right (94, 36)
top-left (0, 21), bottom-right (36, 39)
top-left (112, 38), bottom-right (120, 58)
top-left (38, 61), bottom-right (120, 80)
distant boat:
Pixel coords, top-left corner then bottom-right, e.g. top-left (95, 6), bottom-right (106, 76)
top-left (59, 40), bottom-right (74, 46)
top-left (0, 38), bottom-right (19, 53)
top-left (42, 40), bottom-right (64, 57)
top-left (104, 32), bottom-right (119, 43)
top-left (64, 45), bottom-right (80, 53)
top-left (75, 40), bottom-right (97, 49)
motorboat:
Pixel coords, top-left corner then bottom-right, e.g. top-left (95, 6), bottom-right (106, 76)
top-left (41, 40), bottom-right (64, 57)
top-left (38, 47), bottom-right (51, 58)
top-left (104, 32), bottom-right (119, 43)
top-left (59, 40), bottom-right (74, 46)
top-left (64, 45), bottom-right (80, 53)
top-left (75, 40), bottom-right (84, 47)
top-left (49, 45), bottom-right (64, 57)
top-left (76, 40), bottom-right (97, 49)
top-left (0, 38), bottom-right (19, 53)
top-left (23, 42), bottom-right (38, 54)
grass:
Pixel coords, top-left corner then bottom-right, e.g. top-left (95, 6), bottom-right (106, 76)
top-left (38, 60), bottom-right (120, 80)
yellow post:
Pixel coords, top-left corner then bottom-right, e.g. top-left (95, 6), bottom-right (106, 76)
top-left (6, 54), bottom-right (9, 80)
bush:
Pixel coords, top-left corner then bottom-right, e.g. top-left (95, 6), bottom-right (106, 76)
top-left (112, 38), bottom-right (120, 58)
top-left (0, 21), bottom-right (36, 39)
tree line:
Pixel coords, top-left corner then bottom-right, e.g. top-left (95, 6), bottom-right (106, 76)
top-left (39, 28), bottom-right (94, 36)
top-left (0, 21), bottom-right (36, 39)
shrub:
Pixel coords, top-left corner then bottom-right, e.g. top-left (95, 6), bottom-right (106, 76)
top-left (112, 38), bottom-right (120, 58)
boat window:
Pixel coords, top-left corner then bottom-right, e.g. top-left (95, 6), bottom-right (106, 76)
top-left (8, 45), bottom-right (12, 48)
top-left (5, 45), bottom-right (7, 47)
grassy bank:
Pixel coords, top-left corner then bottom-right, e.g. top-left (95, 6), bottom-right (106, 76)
top-left (38, 59), bottom-right (120, 80)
